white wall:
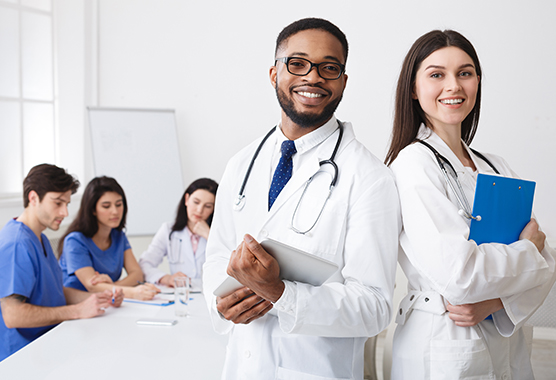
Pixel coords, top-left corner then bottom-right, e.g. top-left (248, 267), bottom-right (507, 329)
top-left (2, 0), bottom-right (554, 239)
top-left (90, 0), bottom-right (556, 237)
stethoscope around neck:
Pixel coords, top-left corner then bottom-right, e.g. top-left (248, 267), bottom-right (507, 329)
top-left (418, 140), bottom-right (500, 221)
top-left (233, 122), bottom-right (344, 234)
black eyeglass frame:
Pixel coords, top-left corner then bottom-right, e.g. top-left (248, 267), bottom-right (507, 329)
top-left (275, 57), bottom-right (346, 80)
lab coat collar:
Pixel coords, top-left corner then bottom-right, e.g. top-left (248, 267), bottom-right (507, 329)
top-left (275, 117), bottom-right (340, 155)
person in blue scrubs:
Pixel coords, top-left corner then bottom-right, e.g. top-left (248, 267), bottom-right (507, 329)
top-left (59, 176), bottom-right (159, 300)
top-left (0, 164), bottom-right (124, 362)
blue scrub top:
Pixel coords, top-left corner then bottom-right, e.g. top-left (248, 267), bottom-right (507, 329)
top-left (60, 230), bottom-right (131, 291)
top-left (0, 219), bottom-right (66, 362)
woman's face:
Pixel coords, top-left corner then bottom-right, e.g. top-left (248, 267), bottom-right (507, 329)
top-left (413, 46), bottom-right (480, 133)
top-left (94, 191), bottom-right (124, 230)
top-left (185, 189), bottom-right (215, 224)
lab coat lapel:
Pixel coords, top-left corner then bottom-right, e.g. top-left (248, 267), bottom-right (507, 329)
top-left (265, 154), bottom-right (321, 221)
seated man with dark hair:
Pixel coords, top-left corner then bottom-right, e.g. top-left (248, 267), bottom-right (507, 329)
top-left (0, 164), bottom-right (124, 362)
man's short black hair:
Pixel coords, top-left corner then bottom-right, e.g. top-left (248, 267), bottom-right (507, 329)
top-left (275, 18), bottom-right (348, 63)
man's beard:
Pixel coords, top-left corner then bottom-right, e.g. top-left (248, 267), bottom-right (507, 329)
top-left (275, 82), bottom-right (342, 129)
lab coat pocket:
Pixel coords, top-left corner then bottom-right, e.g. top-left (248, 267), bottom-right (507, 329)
top-left (429, 338), bottom-right (494, 379)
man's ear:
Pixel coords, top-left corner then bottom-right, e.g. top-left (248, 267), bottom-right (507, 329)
top-left (28, 190), bottom-right (39, 206)
top-left (269, 65), bottom-right (278, 89)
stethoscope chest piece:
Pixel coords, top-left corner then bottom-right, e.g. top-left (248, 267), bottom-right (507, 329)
top-left (233, 195), bottom-right (246, 211)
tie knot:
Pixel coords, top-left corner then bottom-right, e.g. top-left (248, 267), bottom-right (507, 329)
top-left (281, 140), bottom-right (296, 159)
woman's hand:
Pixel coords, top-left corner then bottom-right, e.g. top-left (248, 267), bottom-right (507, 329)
top-left (191, 220), bottom-right (210, 240)
top-left (90, 271), bottom-right (113, 286)
top-left (111, 288), bottom-right (124, 307)
top-left (159, 272), bottom-right (188, 287)
top-left (447, 298), bottom-right (503, 327)
top-left (520, 219), bottom-right (545, 253)
top-left (132, 283), bottom-right (160, 300)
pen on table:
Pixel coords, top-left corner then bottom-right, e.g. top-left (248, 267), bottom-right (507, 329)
top-left (112, 285), bottom-right (115, 304)
top-left (137, 281), bottom-right (160, 293)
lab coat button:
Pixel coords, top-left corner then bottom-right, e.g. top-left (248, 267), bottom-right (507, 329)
top-left (424, 297), bottom-right (429, 302)
top-left (260, 230), bottom-right (269, 238)
top-left (244, 350), bottom-right (251, 358)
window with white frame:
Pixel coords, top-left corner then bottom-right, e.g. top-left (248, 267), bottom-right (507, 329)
top-left (0, 0), bottom-right (56, 197)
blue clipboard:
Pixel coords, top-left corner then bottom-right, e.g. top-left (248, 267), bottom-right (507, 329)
top-left (469, 174), bottom-right (536, 245)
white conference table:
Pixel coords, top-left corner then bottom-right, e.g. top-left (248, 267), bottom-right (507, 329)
top-left (0, 293), bottom-right (228, 379)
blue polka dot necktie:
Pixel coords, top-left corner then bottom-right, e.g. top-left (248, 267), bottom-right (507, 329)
top-left (268, 140), bottom-right (297, 210)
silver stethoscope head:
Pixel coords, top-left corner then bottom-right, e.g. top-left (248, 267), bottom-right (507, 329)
top-left (458, 208), bottom-right (481, 221)
top-left (233, 194), bottom-right (246, 211)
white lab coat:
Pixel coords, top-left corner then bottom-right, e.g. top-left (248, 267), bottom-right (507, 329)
top-left (138, 222), bottom-right (206, 284)
top-left (203, 119), bottom-right (400, 380)
top-left (389, 126), bottom-right (556, 379)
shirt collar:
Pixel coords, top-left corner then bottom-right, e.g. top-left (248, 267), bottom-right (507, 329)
top-left (185, 226), bottom-right (200, 239)
top-left (276, 116), bottom-right (339, 155)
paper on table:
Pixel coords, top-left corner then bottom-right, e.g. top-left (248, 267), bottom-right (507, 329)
top-left (156, 283), bottom-right (202, 294)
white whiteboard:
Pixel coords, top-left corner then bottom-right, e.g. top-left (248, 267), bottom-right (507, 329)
top-left (88, 107), bottom-right (183, 236)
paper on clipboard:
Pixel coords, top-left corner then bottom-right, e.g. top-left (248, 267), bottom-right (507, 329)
top-left (469, 173), bottom-right (535, 245)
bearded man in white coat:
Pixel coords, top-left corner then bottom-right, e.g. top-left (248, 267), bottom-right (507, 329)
top-left (203, 18), bottom-right (400, 380)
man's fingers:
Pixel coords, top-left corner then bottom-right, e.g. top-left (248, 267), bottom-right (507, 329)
top-left (240, 300), bottom-right (273, 324)
top-left (243, 234), bottom-right (274, 267)
top-left (217, 287), bottom-right (269, 323)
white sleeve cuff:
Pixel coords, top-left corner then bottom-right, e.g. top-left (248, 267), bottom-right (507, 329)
top-left (272, 280), bottom-right (296, 316)
top-left (492, 299), bottom-right (517, 337)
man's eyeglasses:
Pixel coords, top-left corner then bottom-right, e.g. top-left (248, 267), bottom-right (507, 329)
top-left (275, 57), bottom-right (345, 80)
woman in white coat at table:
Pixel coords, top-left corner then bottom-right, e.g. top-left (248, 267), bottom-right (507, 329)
top-left (139, 178), bottom-right (218, 288)
top-left (385, 29), bottom-right (556, 379)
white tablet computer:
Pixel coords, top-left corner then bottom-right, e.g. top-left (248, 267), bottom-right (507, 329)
top-left (213, 238), bottom-right (339, 297)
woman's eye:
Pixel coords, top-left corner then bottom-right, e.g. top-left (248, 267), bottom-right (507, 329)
top-left (459, 71), bottom-right (472, 77)
top-left (430, 73), bottom-right (442, 79)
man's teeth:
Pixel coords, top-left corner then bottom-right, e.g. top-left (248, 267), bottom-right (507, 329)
top-left (298, 92), bottom-right (323, 98)
top-left (440, 99), bottom-right (463, 105)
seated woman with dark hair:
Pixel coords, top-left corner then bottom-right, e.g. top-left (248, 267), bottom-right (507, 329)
top-left (59, 176), bottom-right (159, 300)
top-left (139, 178), bottom-right (218, 288)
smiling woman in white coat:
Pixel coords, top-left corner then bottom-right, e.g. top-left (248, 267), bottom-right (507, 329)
top-left (138, 178), bottom-right (218, 287)
top-left (385, 30), bottom-right (556, 379)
